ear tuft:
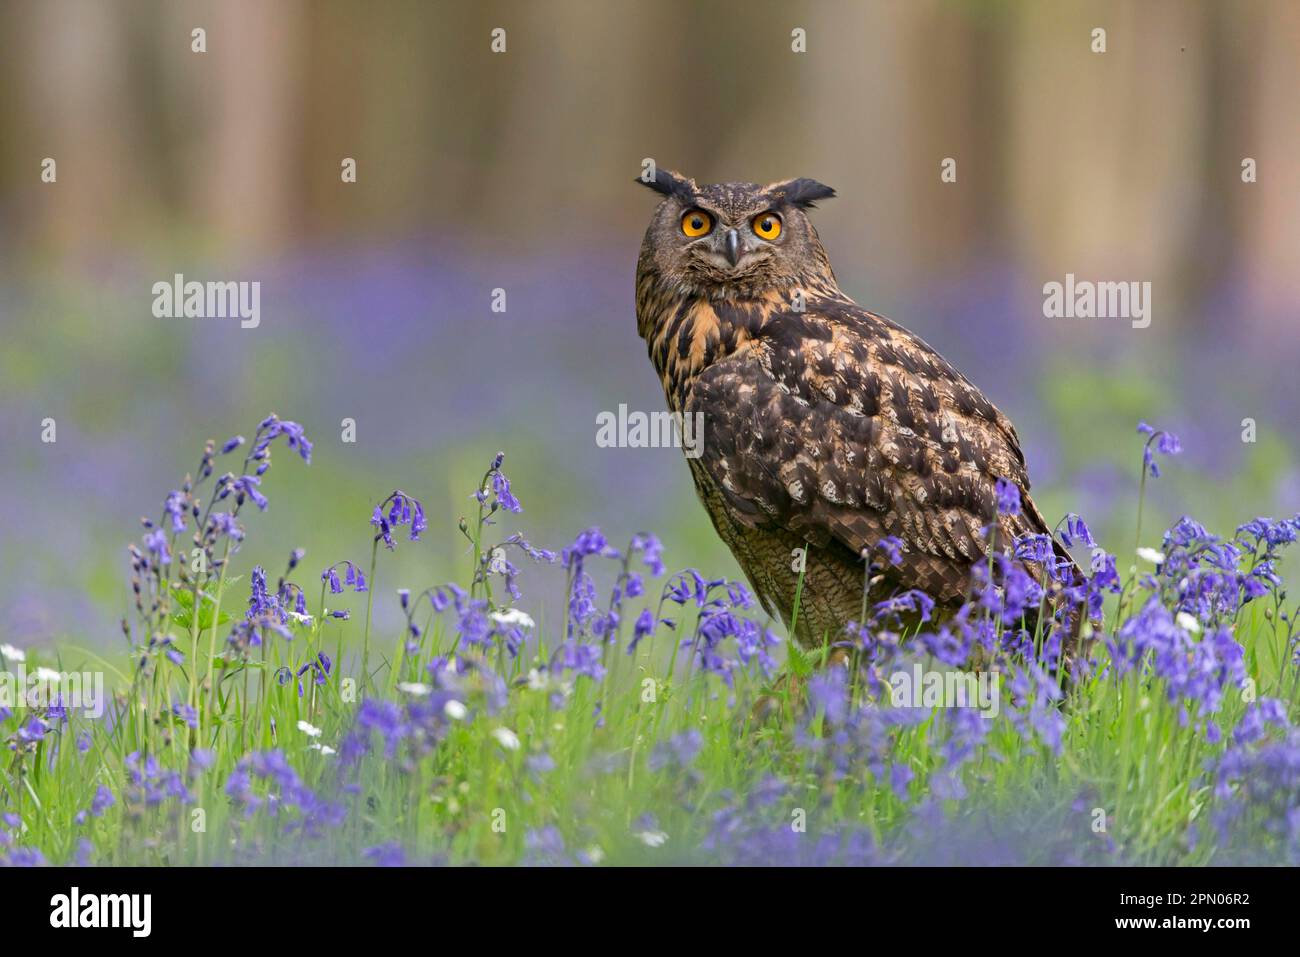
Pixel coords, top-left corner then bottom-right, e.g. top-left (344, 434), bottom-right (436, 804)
top-left (635, 167), bottom-right (696, 203)
top-left (768, 177), bottom-right (836, 209)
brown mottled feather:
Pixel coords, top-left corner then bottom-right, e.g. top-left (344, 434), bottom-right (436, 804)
top-left (635, 177), bottom-right (1071, 649)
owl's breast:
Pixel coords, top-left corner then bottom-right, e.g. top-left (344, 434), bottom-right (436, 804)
top-left (636, 281), bottom-right (777, 412)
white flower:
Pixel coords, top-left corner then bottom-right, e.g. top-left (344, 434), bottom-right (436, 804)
top-left (309, 743), bottom-right (336, 756)
top-left (636, 830), bottom-right (668, 848)
top-left (33, 667), bottom-right (62, 684)
top-left (1175, 612), bottom-right (1201, 634)
top-left (297, 720), bottom-right (322, 738)
top-left (397, 682), bottom-right (431, 696)
top-left (288, 611), bottom-right (315, 627)
top-left (444, 699), bottom-right (468, 721)
top-left (1136, 547), bottom-right (1166, 565)
top-left (491, 608), bottom-right (536, 629)
top-left (0, 644), bottom-right (25, 663)
top-left (491, 727), bottom-right (521, 751)
top-left (584, 845), bottom-right (606, 864)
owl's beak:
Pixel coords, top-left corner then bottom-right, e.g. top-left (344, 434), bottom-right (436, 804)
top-left (724, 228), bottom-right (742, 266)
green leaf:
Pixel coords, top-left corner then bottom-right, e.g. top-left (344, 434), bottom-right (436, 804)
top-left (787, 639), bottom-right (812, 679)
top-left (168, 583), bottom-right (233, 630)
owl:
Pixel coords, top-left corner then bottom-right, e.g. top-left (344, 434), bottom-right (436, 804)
top-left (634, 168), bottom-right (1078, 656)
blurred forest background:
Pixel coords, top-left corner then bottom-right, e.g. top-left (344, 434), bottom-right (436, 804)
top-left (0, 0), bottom-right (1297, 651)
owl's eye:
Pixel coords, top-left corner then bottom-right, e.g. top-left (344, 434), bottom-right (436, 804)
top-left (680, 210), bottom-right (714, 238)
top-left (752, 212), bottom-right (783, 241)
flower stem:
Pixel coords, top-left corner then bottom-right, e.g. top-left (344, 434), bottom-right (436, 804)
top-left (360, 539), bottom-right (379, 695)
top-left (203, 539), bottom-right (234, 723)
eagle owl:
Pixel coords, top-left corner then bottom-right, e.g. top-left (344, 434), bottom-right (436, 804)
top-left (634, 169), bottom-right (1072, 651)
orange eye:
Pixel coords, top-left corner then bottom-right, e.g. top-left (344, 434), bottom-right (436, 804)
top-left (752, 212), bottom-right (782, 240)
top-left (680, 210), bottom-right (713, 238)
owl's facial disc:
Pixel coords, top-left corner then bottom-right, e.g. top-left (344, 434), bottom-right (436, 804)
top-left (696, 229), bottom-right (758, 271)
top-left (693, 215), bottom-right (776, 274)
top-left (639, 177), bottom-right (835, 293)
top-left (724, 228), bottom-right (741, 266)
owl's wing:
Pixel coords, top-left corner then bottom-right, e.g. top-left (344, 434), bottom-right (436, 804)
top-left (684, 299), bottom-right (1056, 604)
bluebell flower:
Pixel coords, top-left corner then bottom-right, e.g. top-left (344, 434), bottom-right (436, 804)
top-left (1137, 421), bottom-right (1182, 477)
top-left (210, 512), bottom-right (243, 541)
top-left (231, 475), bottom-right (269, 510)
top-left (371, 491), bottom-right (426, 549)
top-left (172, 702), bottom-right (198, 729)
top-left (875, 589), bottom-right (936, 624)
top-left (322, 560), bottom-right (367, 595)
top-left (90, 785), bottom-right (115, 817)
top-left (500, 533), bottom-right (558, 564)
top-left (491, 470), bottom-right (521, 513)
top-left (648, 729), bottom-right (703, 771)
top-left (143, 528), bottom-right (171, 565)
top-left (554, 639), bottom-right (605, 682)
top-left (875, 536), bottom-right (904, 567)
top-left (630, 533), bottom-right (666, 576)
top-left (1014, 533), bottom-right (1053, 563)
top-left (994, 477), bottom-right (1021, 516)
top-left (362, 843), bottom-right (407, 867)
top-left (1060, 513), bottom-right (1095, 548)
top-left (163, 490), bottom-right (188, 533)
top-left (628, 608), bottom-right (656, 653)
top-left (522, 826), bottom-right (570, 866)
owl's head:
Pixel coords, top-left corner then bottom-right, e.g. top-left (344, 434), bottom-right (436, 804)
top-left (636, 169), bottom-right (836, 296)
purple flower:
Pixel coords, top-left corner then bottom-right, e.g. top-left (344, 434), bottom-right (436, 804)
top-left (163, 490), bottom-right (187, 534)
top-left (630, 533), bottom-right (666, 576)
top-left (143, 528), bottom-right (171, 565)
top-left (248, 565), bottom-right (275, 617)
top-left (563, 527), bottom-right (617, 563)
top-left (172, 702), bottom-right (198, 729)
top-left (994, 477), bottom-right (1021, 516)
top-left (522, 826), bottom-right (570, 866)
top-left (90, 785), bottom-right (115, 818)
top-left (491, 470), bottom-right (522, 513)
top-left (875, 536), bottom-right (904, 567)
top-left (874, 589), bottom-right (936, 624)
top-left (1060, 514), bottom-right (1095, 548)
top-left (889, 763), bottom-right (914, 799)
top-left (231, 475), bottom-right (269, 511)
top-left (1014, 533), bottom-right (1053, 563)
top-left (322, 560), bottom-right (367, 595)
top-left (371, 491), bottom-right (426, 550)
top-left (649, 729), bottom-right (703, 772)
top-left (628, 608), bottom-right (656, 653)
top-left (1138, 421), bottom-right (1182, 478)
top-left (500, 533), bottom-right (558, 564)
top-left (210, 512), bottom-right (244, 541)
top-left (362, 843), bottom-right (406, 867)
top-left (554, 639), bottom-right (605, 682)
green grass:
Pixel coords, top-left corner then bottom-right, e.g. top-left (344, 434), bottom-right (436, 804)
top-left (2, 558), bottom-right (1296, 866)
top-left (2, 424), bottom-right (1298, 867)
